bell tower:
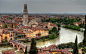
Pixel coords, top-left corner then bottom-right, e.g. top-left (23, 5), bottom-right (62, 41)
top-left (23, 4), bottom-right (28, 26)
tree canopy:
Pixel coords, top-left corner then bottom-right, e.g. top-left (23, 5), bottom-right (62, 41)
top-left (29, 38), bottom-right (38, 54)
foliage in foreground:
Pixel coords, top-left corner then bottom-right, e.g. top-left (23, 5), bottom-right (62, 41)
top-left (29, 38), bottom-right (38, 54)
top-left (73, 36), bottom-right (78, 54)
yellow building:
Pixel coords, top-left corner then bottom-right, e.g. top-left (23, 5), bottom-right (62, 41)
top-left (2, 33), bottom-right (10, 42)
top-left (25, 27), bottom-right (49, 39)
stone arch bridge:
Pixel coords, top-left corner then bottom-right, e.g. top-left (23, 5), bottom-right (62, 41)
top-left (10, 40), bottom-right (30, 52)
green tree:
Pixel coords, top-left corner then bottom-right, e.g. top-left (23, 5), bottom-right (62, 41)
top-left (10, 24), bottom-right (13, 28)
top-left (52, 33), bottom-right (56, 39)
top-left (46, 26), bottom-right (48, 28)
top-left (73, 35), bottom-right (79, 54)
top-left (83, 31), bottom-right (86, 46)
top-left (49, 34), bottom-right (52, 39)
top-left (49, 30), bottom-right (52, 34)
top-left (43, 36), bottom-right (45, 42)
top-left (4, 23), bottom-right (8, 28)
top-left (56, 24), bottom-right (60, 27)
top-left (29, 38), bottom-right (38, 54)
top-left (52, 27), bottom-right (57, 33)
top-left (24, 46), bottom-right (27, 54)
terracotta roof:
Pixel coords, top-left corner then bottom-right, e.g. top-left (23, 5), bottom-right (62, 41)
top-left (38, 51), bottom-right (52, 54)
top-left (16, 19), bottom-right (22, 21)
top-left (50, 24), bottom-right (57, 26)
top-left (43, 23), bottom-right (48, 26)
top-left (23, 26), bottom-right (31, 29)
top-left (31, 27), bottom-right (48, 31)
top-left (16, 31), bottom-right (25, 34)
top-left (60, 49), bottom-right (72, 54)
top-left (25, 31), bottom-right (33, 33)
top-left (0, 22), bottom-right (4, 25)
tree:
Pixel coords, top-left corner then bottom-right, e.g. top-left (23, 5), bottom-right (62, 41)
top-left (73, 35), bottom-right (79, 54)
top-left (4, 23), bottom-right (8, 28)
top-left (52, 27), bottom-right (57, 33)
top-left (56, 24), bottom-right (60, 27)
top-left (10, 24), bottom-right (13, 28)
top-left (43, 36), bottom-right (45, 42)
top-left (49, 30), bottom-right (52, 34)
top-left (52, 33), bottom-right (55, 39)
top-left (83, 29), bottom-right (86, 46)
top-left (29, 38), bottom-right (38, 54)
top-left (45, 26), bottom-right (48, 28)
top-left (82, 15), bottom-right (86, 54)
top-left (49, 34), bottom-right (52, 39)
top-left (24, 46), bottom-right (27, 54)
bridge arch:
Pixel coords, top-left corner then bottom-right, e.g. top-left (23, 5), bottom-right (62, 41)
top-left (15, 45), bottom-right (17, 48)
top-left (20, 48), bottom-right (23, 51)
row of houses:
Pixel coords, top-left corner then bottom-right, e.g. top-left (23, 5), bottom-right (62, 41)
top-left (2, 45), bottom-right (82, 54)
top-left (0, 26), bottom-right (49, 43)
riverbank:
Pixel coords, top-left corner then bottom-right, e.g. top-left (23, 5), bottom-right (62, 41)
top-left (62, 25), bottom-right (84, 32)
top-left (37, 35), bottom-right (59, 42)
top-left (24, 33), bottom-right (59, 43)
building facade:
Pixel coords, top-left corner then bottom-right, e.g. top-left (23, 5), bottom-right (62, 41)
top-left (25, 27), bottom-right (49, 40)
top-left (2, 33), bottom-right (10, 42)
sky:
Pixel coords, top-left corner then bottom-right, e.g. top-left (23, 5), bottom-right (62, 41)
top-left (0, 0), bottom-right (86, 13)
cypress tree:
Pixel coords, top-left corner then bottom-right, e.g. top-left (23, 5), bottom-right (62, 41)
top-left (82, 15), bottom-right (86, 54)
top-left (29, 38), bottom-right (38, 54)
top-left (83, 15), bottom-right (86, 46)
top-left (24, 46), bottom-right (27, 54)
top-left (73, 35), bottom-right (78, 54)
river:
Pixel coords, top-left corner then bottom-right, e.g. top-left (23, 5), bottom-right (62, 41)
top-left (0, 27), bottom-right (84, 54)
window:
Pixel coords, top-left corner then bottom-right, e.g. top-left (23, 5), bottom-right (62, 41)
top-left (5, 36), bottom-right (7, 39)
top-left (10, 38), bottom-right (12, 40)
top-left (25, 7), bottom-right (27, 9)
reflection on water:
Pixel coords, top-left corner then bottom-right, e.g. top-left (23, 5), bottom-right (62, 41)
top-left (0, 27), bottom-right (84, 54)
top-left (26, 27), bottom-right (84, 48)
